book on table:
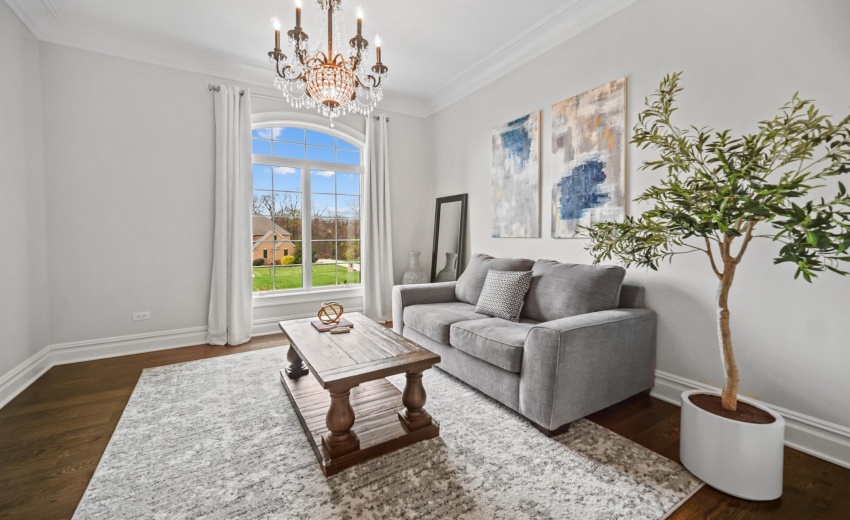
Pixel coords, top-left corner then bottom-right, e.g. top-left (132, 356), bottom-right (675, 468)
top-left (310, 317), bottom-right (354, 332)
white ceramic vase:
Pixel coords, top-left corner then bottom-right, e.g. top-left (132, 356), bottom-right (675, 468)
top-left (679, 390), bottom-right (785, 501)
top-left (401, 251), bottom-right (428, 285)
top-left (435, 252), bottom-right (459, 282)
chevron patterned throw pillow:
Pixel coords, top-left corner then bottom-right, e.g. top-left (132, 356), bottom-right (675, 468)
top-left (474, 269), bottom-right (533, 322)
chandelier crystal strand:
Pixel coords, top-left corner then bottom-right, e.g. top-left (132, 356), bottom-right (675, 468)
top-left (268, 0), bottom-right (387, 122)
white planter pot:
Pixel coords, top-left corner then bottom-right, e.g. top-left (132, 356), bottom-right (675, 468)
top-left (680, 390), bottom-right (785, 501)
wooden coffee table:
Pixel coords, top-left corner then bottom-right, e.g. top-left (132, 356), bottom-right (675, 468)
top-left (278, 312), bottom-right (441, 476)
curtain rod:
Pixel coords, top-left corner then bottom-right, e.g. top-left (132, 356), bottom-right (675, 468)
top-left (208, 84), bottom-right (244, 96)
top-left (208, 84), bottom-right (389, 121)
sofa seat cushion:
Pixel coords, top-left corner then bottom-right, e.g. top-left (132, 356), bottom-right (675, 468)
top-left (403, 302), bottom-right (487, 344)
top-left (449, 318), bottom-right (537, 373)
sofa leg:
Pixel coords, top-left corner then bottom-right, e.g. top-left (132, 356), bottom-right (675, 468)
top-left (530, 420), bottom-right (572, 437)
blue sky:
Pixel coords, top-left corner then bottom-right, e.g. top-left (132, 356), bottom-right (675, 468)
top-left (251, 128), bottom-right (361, 219)
top-left (251, 127), bottom-right (359, 165)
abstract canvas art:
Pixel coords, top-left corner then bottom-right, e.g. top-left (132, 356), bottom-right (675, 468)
top-left (491, 111), bottom-right (541, 237)
top-left (551, 78), bottom-right (627, 238)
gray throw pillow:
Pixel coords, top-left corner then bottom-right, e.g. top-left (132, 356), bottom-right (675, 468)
top-left (455, 254), bottom-right (535, 305)
top-left (474, 269), bottom-right (533, 322)
top-left (521, 260), bottom-right (626, 322)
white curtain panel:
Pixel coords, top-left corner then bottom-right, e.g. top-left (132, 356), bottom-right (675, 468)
top-left (362, 115), bottom-right (395, 322)
top-left (207, 85), bottom-right (253, 345)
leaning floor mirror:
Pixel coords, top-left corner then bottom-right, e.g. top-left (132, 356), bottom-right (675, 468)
top-left (430, 194), bottom-right (468, 283)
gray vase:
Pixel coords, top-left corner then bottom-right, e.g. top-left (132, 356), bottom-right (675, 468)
top-left (402, 251), bottom-right (428, 285)
top-left (435, 252), bottom-right (458, 282)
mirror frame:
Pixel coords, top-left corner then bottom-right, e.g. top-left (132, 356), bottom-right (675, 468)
top-left (430, 194), bottom-right (468, 283)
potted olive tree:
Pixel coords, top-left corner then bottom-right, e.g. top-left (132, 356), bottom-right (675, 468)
top-left (585, 73), bottom-right (850, 500)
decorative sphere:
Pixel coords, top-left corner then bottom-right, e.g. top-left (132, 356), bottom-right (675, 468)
top-left (318, 301), bottom-right (344, 324)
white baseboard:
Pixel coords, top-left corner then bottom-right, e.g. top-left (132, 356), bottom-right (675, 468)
top-left (49, 326), bottom-right (210, 366)
top-left (251, 317), bottom-right (288, 337)
top-left (0, 346), bottom-right (53, 410)
top-left (651, 370), bottom-right (850, 470)
top-left (0, 307), bottom-right (361, 410)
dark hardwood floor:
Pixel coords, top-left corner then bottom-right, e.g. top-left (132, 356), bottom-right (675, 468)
top-left (1, 331), bottom-right (848, 519)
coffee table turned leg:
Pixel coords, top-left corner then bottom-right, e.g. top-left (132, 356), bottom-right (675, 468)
top-left (285, 346), bottom-right (309, 379)
top-left (321, 389), bottom-right (360, 458)
top-left (398, 371), bottom-right (433, 431)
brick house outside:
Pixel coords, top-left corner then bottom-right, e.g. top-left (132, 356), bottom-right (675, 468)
top-left (252, 214), bottom-right (296, 265)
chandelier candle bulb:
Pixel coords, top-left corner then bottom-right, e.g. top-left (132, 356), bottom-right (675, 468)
top-left (375, 34), bottom-right (381, 62)
top-left (295, 0), bottom-right (302, 28)
top-left (356, 9), bottom-right (362, 36)
top-left (272, 17), bottom-right (281, 49)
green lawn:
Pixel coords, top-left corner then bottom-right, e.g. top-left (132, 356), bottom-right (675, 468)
top-left (253, 264), bottom-right (360, 292)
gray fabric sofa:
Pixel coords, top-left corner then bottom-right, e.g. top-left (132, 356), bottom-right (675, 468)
top-left (392, 254), bottom-right (657, 436)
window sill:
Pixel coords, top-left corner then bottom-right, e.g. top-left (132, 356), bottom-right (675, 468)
top-left (252, 285), bottom-right (364, 308)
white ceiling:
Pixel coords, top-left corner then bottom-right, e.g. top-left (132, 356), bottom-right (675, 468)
top-left (6, 0), bottom-right (637, 116)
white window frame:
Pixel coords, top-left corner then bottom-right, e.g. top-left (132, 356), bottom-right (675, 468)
top-left (251, 118), bottom-right (365, 304)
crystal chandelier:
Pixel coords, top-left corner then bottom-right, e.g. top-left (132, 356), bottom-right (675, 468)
top-left (268, 0), bottom-right (388, 122)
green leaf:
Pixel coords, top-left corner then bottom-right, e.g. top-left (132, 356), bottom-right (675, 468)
top-left (806, 230), bottom-right (818, 246)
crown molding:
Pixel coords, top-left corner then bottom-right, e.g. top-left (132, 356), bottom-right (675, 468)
top-left (424, 0), bottom-right (639, 115)
top-left (6, 0), bottom-right (634, 118)
top-left (33, 14), bottom-right (433, 117)
top-left (376, 90), bottom-right (432, 118)
top-left (40, 17), bottom-right (287, 91)
top-left (3, 0), bottom-right (58, 37)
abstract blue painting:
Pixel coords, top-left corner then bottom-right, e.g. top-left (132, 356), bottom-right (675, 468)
top-left (551, 78), bottom-right (626, 238)
top-left (491, 111), bottom-right (541, 237)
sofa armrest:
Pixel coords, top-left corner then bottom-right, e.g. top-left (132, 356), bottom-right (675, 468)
top-left (533, 308), bottom-right (654, 334)
top-left (392, 282), bottom-right (458, 335)
top-left (519, 308), bottom-right (657, 430)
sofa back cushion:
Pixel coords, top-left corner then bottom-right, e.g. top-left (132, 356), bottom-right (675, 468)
top-left (521, 260), bottom-right (626, 322)
top-left (618, 284), bottom-right (646, 309)
top-left (455, 254), bottom-right (535, 305)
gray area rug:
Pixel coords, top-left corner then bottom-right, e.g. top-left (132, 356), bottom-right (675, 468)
top-left (74, 347), bottom-right (702, 519)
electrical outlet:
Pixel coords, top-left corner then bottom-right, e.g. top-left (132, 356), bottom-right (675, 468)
top-left (133, 311), bottom-right (150, 321)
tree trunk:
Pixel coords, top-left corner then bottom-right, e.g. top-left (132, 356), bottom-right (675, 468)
top-left (717, 266), bottom-right (739, 411)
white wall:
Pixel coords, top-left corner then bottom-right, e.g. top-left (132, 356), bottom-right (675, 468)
top-left (41, 43), bottom-right (218, 344)
top-left (0, 3), bottom-right (48, 377)
top-left (381, 111), bottom-right (436, 281)
top-left (38, 43), bottom-right (433, 346)
top-left (430, 0), bottom-right (850, 428)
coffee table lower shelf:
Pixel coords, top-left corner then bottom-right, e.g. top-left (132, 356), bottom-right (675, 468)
top-left (279, 370), bottom-right (440, 477)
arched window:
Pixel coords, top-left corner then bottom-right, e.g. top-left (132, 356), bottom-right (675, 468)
top-left (251, 125), bottom-right (363, 293)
